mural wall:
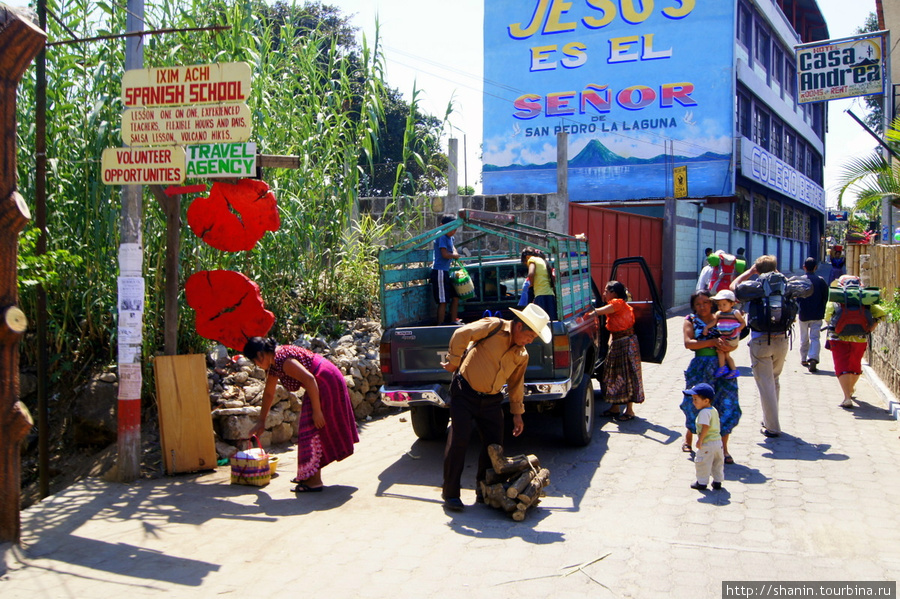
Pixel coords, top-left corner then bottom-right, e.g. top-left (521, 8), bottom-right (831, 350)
top-left (482, 0), bottom-right (737, 201)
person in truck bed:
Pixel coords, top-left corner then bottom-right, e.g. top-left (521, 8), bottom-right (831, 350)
top-left (439, 304), bottom-right (551, 511)
top-left (431, 214), bottom-right (461, 325)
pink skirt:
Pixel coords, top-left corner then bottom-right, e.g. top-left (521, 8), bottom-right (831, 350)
top-left (295, 354), bottom-right (360, 479)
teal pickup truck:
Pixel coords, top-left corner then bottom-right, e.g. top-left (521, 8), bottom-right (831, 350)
top-left (378, 210), bottom-right (666, 446)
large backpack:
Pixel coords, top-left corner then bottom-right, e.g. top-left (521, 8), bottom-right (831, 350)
top-left (829, 281), bottom-right (878, 337)
top-left (707, 251), bottom-right (746, 294)
top-left (743, 272), bottom-right (798, 334)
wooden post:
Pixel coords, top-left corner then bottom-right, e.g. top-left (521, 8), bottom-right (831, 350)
top-left (0, 6), bottom-right (46, 543)
top-left (116, 0), bottom-right (145, 483)
top-left (150, 186), bottom-right (180, 356)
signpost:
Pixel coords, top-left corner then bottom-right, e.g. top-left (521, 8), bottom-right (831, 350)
top-left (121, 102), bottom-right (252, 146)
top-left (186, 142), bottom-right (256, 177)
top-left (121, 62), bottom-right (251, 107)
top-left (796, 32), bottom-right (886, 105)
top-left (101, 146), bottom-right (186, 185)
top-left (673, 166), bottom-right (688, 199)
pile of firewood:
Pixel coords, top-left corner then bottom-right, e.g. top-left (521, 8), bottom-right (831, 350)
top-left (479, 444), bottom-right (550, 521)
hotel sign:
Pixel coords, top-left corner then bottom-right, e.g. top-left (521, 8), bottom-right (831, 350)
top-left (796, 33), bottom-right (885, 104)
top-left (739, 139), bottom-right (825, 212)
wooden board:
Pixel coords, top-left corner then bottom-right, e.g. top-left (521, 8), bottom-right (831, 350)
top-left (153, 354), bottom-right (216, 474)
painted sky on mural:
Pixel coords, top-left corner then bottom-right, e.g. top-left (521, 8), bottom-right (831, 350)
top-left (327, 1), bottom-right (870, 203)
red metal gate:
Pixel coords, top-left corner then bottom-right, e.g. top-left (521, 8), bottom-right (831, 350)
top-left (569, 203), bottom-right (664, 302)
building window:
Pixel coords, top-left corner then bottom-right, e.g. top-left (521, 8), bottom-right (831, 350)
top-left (784, 207), bottom-right (795, 239)
top-left (753, 106), bottom-right (770, 150)
top-left (796, 143), bottom-right (806, 177)
top-left (783, 130), bottom-right (795, 168)
top-left (810, 151), bottom-right (822, 184)
top-left (802, 213), bottom-right (810, 241)
top-left (737, 93), bottom-right (751, 137)
top-left (773, 47), bottom-right (784, 89)
top-left (768, 200), bottom-right (781, 236)
top-left (735, 187), bottom-right (751, 230)
top-left (812, 103), bottom-right (825, 139)
top-left (785, 60), bottom-right (795, 99)
top-left (738, 3), bottom-right (752, 50)
top-left (756, 28), bottom-right (770, 73)
top-left (753, 194), bottom-right (767, 233)
top-left (771, 119), bottom-right (782, 159)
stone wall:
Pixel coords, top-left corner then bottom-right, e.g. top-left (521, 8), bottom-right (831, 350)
top-left (209, 318), bottom-right (384, 457)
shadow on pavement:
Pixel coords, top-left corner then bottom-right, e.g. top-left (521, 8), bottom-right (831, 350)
top-left (255, 484), bottom-right (356, 516)
top-left (697, 486), bottom-right (732, 506)
top-left (374, 405), bottom-right (613, 527)
top-left (756, 433), bottom-right (849, 461)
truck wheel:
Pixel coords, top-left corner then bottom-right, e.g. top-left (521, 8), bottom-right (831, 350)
top-left (410, 405), bottom-right (450, 440)
top-left (562, 374), bottom-right (595, 447)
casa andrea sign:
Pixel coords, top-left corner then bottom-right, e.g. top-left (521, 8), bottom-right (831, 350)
top-left (739, 138), bottom-right (825, 213)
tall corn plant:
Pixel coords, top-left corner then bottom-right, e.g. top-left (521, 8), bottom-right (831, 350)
top-left (15, 0), bottom-right (411, 382)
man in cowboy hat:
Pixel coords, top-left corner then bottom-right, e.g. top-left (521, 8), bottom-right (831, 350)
top-left (440, 304), bottom-right (552, 511)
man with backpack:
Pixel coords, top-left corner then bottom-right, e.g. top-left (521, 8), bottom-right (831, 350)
top-left (825, 275), bottom-right (885, 409)
top-left (731, 255), bottom-right (797, 438)
top-left (797, 257), bottom-right (829, 373)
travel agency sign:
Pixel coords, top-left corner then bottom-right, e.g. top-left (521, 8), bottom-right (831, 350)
top-left (102, 62), bottom-right (256, 185)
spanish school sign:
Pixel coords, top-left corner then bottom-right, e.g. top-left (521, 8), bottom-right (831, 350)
top-left (122, 103), bottom-right (252, 146)
top-left (482, 0), bottom-right (735, 201)
top-left (121, 62), bottom-right (251, 107)
top-left (796, 33), bottom-right (885, 104)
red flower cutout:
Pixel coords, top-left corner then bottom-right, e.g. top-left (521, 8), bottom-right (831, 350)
top-left (185, 270), bottom-right (275, 351)
top-left (187, 179), bottom-right (280, 252)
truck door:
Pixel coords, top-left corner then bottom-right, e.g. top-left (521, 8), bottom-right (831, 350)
top-left (606, 256), bottom-right (667, 364)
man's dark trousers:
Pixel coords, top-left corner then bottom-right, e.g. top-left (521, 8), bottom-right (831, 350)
top-left (442, 374), bottom-right (504, 500)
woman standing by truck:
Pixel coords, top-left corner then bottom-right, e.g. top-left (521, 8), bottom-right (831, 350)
top-left (521, 247), bottom-right (557, 320)
top-left (595, 280), bottom-right (645, 421)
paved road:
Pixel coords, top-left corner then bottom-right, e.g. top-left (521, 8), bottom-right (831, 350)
top-left (2, 315), bottom-right (899, 598)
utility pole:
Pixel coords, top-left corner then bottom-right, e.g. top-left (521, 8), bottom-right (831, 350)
top-left (117, 0), bottom-right (145, 482)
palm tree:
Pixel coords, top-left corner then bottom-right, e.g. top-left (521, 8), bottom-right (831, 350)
top-left (836, 117), bottom-right (900, 215)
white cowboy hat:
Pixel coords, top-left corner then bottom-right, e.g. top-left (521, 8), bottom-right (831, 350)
top-left (510, 304), bottom-right (552, 343)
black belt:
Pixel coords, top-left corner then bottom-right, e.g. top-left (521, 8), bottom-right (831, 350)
top-left (454, 372), bottom-right (502, 400)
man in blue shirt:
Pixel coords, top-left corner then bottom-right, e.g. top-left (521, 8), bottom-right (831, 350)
top-left (431, 214), bottom-right (460, 325)
top-left (797, 257), bottom-right (829, 372)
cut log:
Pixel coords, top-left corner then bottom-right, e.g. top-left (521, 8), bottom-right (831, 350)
top-left (484, 468), bottom-right (503, 485)
top-left (512, 509), bottom-right (527, 522)
top-left (506, 469), bottom-right (535, 498)
top-left (517, 468), bottom-right (550, 507)
top-left (487, 443), bottom-right (540, 475)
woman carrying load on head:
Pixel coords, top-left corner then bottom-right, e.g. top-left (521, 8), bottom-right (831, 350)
top-left (245, 337), bottom-right (359, 493)
top-left (595, 280), bottom-right (644, 422)
top-left (679, 289), bottom-right (741, 463)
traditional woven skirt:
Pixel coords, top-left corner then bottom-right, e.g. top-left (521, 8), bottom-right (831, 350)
top-left (679, 354), bottom-right (741, 435)
top-left (295, 353), bottom-right (360, 480)
top-left (603, 333), bottom-right (645, 405)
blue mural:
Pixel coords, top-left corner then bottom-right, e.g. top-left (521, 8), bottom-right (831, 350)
top-left (483, 0), bottom-right (736, 201)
